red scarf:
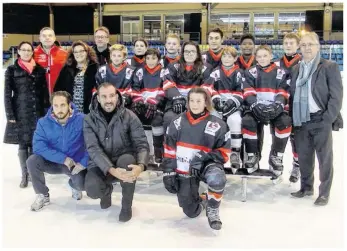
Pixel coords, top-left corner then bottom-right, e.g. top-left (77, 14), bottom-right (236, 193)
top-left (18, 58), bottom-right (36, 74)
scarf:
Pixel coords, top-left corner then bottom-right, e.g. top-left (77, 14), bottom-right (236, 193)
top-left (293, 53), bottom-right (321, 126)
top-left (166, 52), bottom-right (179, 59)
top-left (18, 58), bottom-right (36, 74)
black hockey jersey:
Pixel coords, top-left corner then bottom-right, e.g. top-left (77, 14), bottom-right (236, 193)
top-left (131, 64), bottom-right (165, 109)
top-left (160, 55), bottom-right (181, 68)
top-left (202, 49), bottom-right (223, 69)
top-left (162, 63), bottom-right (214, 100)
top-left (127, 55), bottom-right (146, 68)
top-left (209, 64), bottom-right (244, 107)
top-left (236, 55), bottom-right (257, 70)
top-left (274, 54), bottom-right (301, 74)
top-left (243, 63), bottom-right (290, 108)
top-left (163, 111), bottom-right (231, 174)
top-left (95, 62), bottom-right (135, 95)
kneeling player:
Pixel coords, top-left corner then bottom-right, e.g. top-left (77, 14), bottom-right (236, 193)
top-left (242, 45), bottom-right (292, 180)
top-left (95, 44), bottom-right (135, 108)
top-left (210, 46), bottom-right (244, 172)
top-left (162, 87), bottom-right (230, 230)
top-left (131, 48), bottom-right (165, 163)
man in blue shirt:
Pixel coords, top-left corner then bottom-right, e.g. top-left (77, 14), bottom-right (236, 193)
top-left (27, 91), bottom-right (89, 211)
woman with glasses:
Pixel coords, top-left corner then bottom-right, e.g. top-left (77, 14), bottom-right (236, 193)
top-left (4, 41), bottom-right (49, 188)
top-left (162, 41), bottom-right (214, 132)
top-left (54, 40), bottom-right (99, 114)
top-left (289, 32), bottom-right (343, 206)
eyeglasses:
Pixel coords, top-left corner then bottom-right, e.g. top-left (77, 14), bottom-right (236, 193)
top-left (300, 43), bottom-right (319, 49)
top-left (95, 35), bottom-right (108, 39)
top-left (184, 50), bottom-right (197, 55)
top-left (73, 50), bottom-right (86, 55)
top-left (19, 49), bottom-right (33, 53)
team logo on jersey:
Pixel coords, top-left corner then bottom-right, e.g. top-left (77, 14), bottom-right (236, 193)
top-left (126, 68), bottom-right (134, 79)
top-left (211, 70), bottom-right (220, 81)
top-left (249, 67), bottom-right (257, 78)
top-left (236, 72), bottom-right (242, 82)
top-left (160, 69), bottom-right (166, 78)
top-left (99, 66), bottom-right (107, 79)
top-left (173, 63), bottom-right (179, 70)
top-left (224, 131), bottom-right (231, 142)
top-left (276, 69), bottom-right (285, 80)
top-left (174, 117), bottom-right (182, 130)
top-left (136, 68), bottom-right (143, 81)
top-left (163, 68), bottom-right (170, 76)
top-left (204, 121), bottom-right (221, 136)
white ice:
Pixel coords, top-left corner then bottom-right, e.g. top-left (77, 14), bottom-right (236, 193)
top-left (1, 69), bottom-right (345, 249)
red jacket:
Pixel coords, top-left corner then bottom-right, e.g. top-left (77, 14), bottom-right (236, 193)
top-left (34, 44), bottom-right (68, 94)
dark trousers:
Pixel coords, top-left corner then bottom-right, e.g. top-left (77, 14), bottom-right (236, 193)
top-left (294, 114), bottom-right (334, 197)
top-left (84, 154), bottom-right (137, 209)
top-left (26, 154), bottom-right (86, 195)
top-left (177, 164), bottom-right (227, 218)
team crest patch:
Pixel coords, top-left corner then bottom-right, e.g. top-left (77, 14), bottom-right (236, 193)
top-left (276, 69), bottom-right (285, 80)
top-left (211, 70), bottom-right (220, 81)
top-left (173, 63), bottom-right (179, 70)
top-left (249, 67), bottom-right (257, 78)
top-left (174, 117), bottom-right (182, 130)
top-left (126, 68), bottom-right (134, 79)
top-left (163, 68), bottom-right (170, 76)
top-left (204, 121), bottom-right (221, 136)
top-left (160, 69), bottom-right (166, 78)
top-left (136, 69), bottom-right (143, 81)
top-left (99, 66), bottom-right (107, 79)
top-left (236, 72), bottom-right (242, 82)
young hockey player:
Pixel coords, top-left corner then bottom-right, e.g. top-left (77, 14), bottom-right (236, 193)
top-left (161, 33), bottom-right (181, 68)
top-left (162, 87), bottom-right (230, 230)
top-left (162, 41), bottom-right (214, 131)
top-left (202, 28), bottom-right (224, 69)
top-left (274, 32), bottom-right (301, 183)
top-left (210, 46), bottom-right (244, 173)
top-left (131, 48), bottom-right (165, 163)
top-left (236, 33), bottom-right (257, 70)
top-left (127, 38), bottom-right (148, 68)
top-left (242, 45), bottom-right (292, 181)
top-left (95, 44), bottom-right (135, 108)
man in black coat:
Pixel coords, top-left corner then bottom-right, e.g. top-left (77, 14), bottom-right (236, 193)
top-left (83, 82), bottom-right (149, 222)
top-left (93, 26), bottom-right (111, 65)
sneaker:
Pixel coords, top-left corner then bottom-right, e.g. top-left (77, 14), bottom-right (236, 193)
top-left (30, 194), bottom-right (50, 211)
top-left (71, 187), bottom-right (83, 200)
top-left (206, 206), bottom-right (222, 230)
top-left (119, 208), bottom-right (132, 222)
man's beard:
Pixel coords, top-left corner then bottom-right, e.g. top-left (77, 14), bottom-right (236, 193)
top-left (55, 111), bottom-right (69, 120)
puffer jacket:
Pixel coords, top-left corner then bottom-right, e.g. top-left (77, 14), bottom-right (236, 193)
top-left (83, 90), bottom-right (149, 175)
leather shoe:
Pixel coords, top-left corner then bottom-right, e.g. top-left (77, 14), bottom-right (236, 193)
top-left (314, 196), bottom-right (329, 206)
top-left (291, 189), bottom-right (314, 198)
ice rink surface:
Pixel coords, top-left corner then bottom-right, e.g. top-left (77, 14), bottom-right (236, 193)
top-left (1, 69), bottom-right (345, 249)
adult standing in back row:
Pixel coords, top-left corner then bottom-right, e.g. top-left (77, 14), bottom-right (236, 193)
top-left (290, 32), bottom-right (343, 206)
top-left (34, 27), bottom-right (68, 95)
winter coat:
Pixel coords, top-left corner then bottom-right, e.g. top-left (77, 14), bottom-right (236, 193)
top-left (92, 44), bottom-right (111, 66)
top-left (54, 61), bottom-right (99, 114)
top-left (83, 90), bottom-right (149, 175)
top-left (33, 42), bottom-right (68, 94)
top-left (3, 59), bottom-right (49, 145)
top-left (32, 103), bottom-right (89, 167)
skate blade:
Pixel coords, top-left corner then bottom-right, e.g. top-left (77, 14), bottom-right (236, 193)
top-left (271, 175), bottom-right (283, 185)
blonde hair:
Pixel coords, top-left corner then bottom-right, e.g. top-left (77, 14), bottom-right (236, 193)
top-left (283, 32), bottom-right (300, 44)
top-left (95, 26), bottom-right (110, 36)
top-left (166, 33), bottom-right (180, 43)
top-left (255, 45), bottom-right (272, 55)
top-left (221, 46), bottom-right (238, 58)
top-left (109, 44), bottom-right (128, 58)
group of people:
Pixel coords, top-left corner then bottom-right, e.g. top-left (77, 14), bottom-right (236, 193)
top-left (3, 25), bottom-right (343, 231)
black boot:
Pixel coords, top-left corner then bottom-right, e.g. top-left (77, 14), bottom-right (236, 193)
top-left (100, 184), bottom-right (113, 209)
top-left (119, 181), bottom-right (136, 222)
top-left (153, 134), bottom-right (164, 164)
top-left (18, 149), bottom-right (29, 188)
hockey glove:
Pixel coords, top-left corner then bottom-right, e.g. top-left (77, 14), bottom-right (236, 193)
top-left (268, 101), bottom-right (284, 119)
top-left (122, 94), bottom-right (132, 107)
top-left (145, 103), bottom-right (157, 120)
top-left (250, 102), bottom-right (272, 123)
top-left (131, 97), bottom-right (145, 115)
top-left (172, 96), bottom-right (186, 114)
top-left (222, 99), bottom-right (238, 117)
top-left (189, 150), bottom-right (210, 177)
top-left (163, 171), bottom-right (178, 194)
top-left (212, 97), bottom-right (224, 112)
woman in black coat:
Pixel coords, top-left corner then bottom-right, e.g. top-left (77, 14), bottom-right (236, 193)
top-left (4, 41), bottom-right (49, 188)
top-left (54, 40), bottom-right (99, 114)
